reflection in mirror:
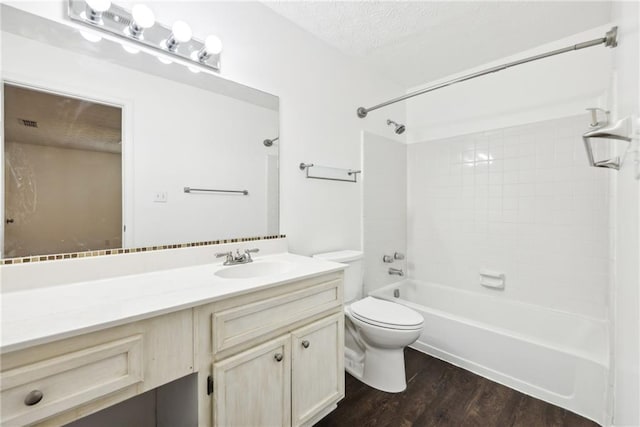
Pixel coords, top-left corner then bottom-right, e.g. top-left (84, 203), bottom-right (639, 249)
top-left (1, 5), bottom-right (280, 260)
top-left (3, 84), bottom-right (123, 258)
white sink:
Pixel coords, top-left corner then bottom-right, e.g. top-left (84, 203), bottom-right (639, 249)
top-left (215, 261), bottom-right (295, 279)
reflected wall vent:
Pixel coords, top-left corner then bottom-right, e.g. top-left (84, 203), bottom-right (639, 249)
top-left (18, 119), bottom-right (38, 128)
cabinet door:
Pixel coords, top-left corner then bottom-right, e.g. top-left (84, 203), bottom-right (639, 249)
top-left (213, 335), bottom-right (291, 427)
top-left (291, 313), bottom-right (344, 427)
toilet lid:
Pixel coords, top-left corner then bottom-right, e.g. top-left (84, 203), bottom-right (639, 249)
top-left (350, 297), bottom-right (423, 330)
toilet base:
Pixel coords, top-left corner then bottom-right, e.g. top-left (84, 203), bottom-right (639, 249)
top-left (345, 346), bottom-right (407, 393)
top-left (361, 346), bottom-right (407, 393)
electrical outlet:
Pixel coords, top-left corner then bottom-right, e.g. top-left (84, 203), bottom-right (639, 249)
top-left (153, 191), bottom-right (168, 203)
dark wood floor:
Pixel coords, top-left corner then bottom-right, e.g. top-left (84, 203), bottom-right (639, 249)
top-left (316, 348), bottom-right (599, 427)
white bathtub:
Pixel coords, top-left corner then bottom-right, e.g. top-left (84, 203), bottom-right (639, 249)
top-left (371, 279), bottom-right (608, 425)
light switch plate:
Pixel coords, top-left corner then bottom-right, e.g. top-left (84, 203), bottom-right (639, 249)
top-left (153, 191), bottom-right (168, 203)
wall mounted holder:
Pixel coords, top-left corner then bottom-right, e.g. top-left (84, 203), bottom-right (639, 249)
top-left (582, 112), bottom-right (635, 170)
top-left (68, 0), bottom-right (221, 72)
top-left (299, 163), bottom-right (362, 183)
top-left (480, 269), bottom-right (505, 290)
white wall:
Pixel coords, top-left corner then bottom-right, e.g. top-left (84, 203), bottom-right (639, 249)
top-left (407, 115), bottom-right (611, 319)
top-left (362, 132), bottom-right (407, 295)
top-left (5, 1), bottom-right (405, 257)
top-left (609, 2), bottom-right (640, 425)
top-left (406, 26), bottom-right (613, 143)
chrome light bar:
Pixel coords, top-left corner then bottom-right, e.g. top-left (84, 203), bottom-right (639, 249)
top-left (68, 0), bottom-right (221, 72)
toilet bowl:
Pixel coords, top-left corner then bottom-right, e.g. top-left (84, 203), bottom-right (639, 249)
top-left (313, 250), bottom-right (424, 393)
top-left (345, 296), bottom-right (423, 392)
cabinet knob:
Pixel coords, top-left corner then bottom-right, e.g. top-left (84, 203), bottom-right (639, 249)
top-left (274, 353), bottom-right (283, 362)
top-left (301, 340), bottom-right (310, 349)
top-left (24, 390), bottom-right (43, 406)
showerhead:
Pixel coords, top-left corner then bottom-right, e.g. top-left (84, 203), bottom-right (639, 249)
top-left (387, 119), bottom-right (405, 135)
top-left (263, 136), bottom-right (279, 147)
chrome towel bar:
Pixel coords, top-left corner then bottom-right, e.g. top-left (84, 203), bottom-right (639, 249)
top-left (299, 163), bottom-right (362, 183)
top-left (184, 187), bottom-right (249, 195)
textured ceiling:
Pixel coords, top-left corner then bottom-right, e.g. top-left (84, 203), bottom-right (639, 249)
top-left (4, 85), bottom-right (122, 154)
top-left (264, 1), bottom-right (612, 87)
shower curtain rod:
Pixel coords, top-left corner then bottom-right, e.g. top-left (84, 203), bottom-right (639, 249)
top-left (356, 26), bottom-right (619, 118)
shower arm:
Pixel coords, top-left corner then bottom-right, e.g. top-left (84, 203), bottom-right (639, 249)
top-left (356, 27), bottom-right (619, 118)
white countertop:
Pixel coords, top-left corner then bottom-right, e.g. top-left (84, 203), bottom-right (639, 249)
top-left (0, 253), bottom-right (346, 354)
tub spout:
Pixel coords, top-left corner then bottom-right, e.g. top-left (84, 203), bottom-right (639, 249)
top-left (389, 268), bottom-right (404, 277)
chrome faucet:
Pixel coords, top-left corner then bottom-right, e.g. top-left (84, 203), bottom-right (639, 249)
top-left (388, 267), bottom-right (404, 277)
top-left (216, 248), bottom-right (260, 266)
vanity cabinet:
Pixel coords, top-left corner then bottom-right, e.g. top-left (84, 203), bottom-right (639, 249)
top-left (0, 267), bottom-right (345, 427)
top-left (198, 271), bottom-right (346, 427)
top-left (0, 309), bottom-right (194, 427)
top-left (212, 313), bottom-right (344, 427)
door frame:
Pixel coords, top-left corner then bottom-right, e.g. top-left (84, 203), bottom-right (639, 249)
top-left (1, 72), bottom-right (134, 258)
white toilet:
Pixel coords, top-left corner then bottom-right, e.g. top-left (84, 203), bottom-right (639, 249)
top-left (313, 250), bottom-right (424, 393)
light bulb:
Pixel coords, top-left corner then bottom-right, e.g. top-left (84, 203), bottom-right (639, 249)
top-left (85, 0), bottom-right (111, 12)
top-left (192, 34), bottom-right (222, 62)
top-left (123, 44), bottom-right (140, 54)
top-left (84, 0), bottom-right (111, 22)
top-left (132, 4), bottom-right (155, 29)
top-left (80, 30), bottom-right (102, 43)
top-left (171, 21), bottom-right (192, 43)
top-left (188, 66), bottom-right (201, 74)
top-left (164, 21), bottom-right (192, 51)
top-left (158, 56), bottom-right (172, 65)
top-left (128, 4), bottom-right (155, 38)
top-left (204, 35), bottom-right (222, 54)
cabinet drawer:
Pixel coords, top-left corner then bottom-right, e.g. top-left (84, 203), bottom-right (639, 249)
top-left (213, 279), bottom-right (341, 353)
top-left (1, 335), bottom-right (143, 426)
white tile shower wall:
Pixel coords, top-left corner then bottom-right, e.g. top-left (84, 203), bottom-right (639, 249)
top-left (407, 115), bottom-right (611, 320)
top-left (363, 132), bottom-right (407, 295)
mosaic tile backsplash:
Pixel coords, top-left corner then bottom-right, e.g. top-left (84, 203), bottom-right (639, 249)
top-left (0, 234), bottom-right (286, 265)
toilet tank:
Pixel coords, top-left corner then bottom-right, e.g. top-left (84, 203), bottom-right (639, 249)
top-left (313, 250), bottom-right (364, 302)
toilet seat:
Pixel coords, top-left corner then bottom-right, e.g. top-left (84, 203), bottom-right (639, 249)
top-left (349, 297), bottom-right (423, 330)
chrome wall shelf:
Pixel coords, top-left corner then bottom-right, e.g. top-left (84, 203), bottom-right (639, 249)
top-left (299, 163), bottom-right (361, 183)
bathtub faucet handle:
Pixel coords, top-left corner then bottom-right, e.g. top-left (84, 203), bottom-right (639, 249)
top-left (393, 252), bottom-right (405, 260)
top-left (382, 255), bottom-right (394, 263)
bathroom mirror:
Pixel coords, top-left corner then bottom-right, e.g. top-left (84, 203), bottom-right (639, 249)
top-left (0, 6), bottom-right (280, 259)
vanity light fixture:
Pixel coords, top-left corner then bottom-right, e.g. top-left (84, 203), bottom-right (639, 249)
top-left (68, 0), bottom-right (222, 72)
top-left (83, 0), bottom-right (111, 23)
top-left (128, 4), bottom-right (155, 39)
